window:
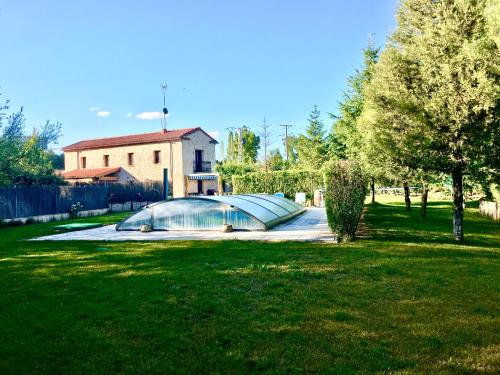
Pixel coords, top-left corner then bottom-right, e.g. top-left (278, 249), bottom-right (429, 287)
top-left (128, 153), bottom-right (134, 166)
top-left (103, 155), bottom-right (109, 167)
top-left (81, 157), bottom-right (86, 169)
top-left (195, 149), bottom-right (203, 163)
top-left (193, 149), bottom-right (210, 172)
top-left (153, 150), bottom-right (161, 164)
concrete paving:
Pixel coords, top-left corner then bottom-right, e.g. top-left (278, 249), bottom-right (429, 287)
top-left (31, 208), bottom-right (336, 242)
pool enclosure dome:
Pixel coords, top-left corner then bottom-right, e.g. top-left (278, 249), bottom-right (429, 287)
top-left (116, 194), bottom-right (304, 231)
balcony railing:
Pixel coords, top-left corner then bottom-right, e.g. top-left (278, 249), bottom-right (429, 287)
top-left (193, 161), bottom-right (212, 173)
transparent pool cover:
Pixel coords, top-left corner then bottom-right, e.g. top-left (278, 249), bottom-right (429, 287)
top-left (116, 194), bottom-right (305, 231)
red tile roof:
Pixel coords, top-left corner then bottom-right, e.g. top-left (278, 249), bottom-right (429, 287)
top-left (62, 167), bottom-right (121, 179)
top-left (62, 127), bottom-right (210, 152)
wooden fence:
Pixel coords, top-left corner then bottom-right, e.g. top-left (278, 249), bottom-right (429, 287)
top-left (0, 182), bottom-right (163, 220)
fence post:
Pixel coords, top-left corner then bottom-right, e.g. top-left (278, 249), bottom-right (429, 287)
top-left (15, 188), bottom-right (18, 219)
top-left (163, 168), bottom-right (169, 200)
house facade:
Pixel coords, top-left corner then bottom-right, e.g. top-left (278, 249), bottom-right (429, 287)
top-left (62, 127), bottom-right (218, 198)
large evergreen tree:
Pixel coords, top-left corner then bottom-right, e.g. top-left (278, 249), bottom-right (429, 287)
top-left (296, 105), bottom-right (328, 169)
top-left (360, 0), bottom-right (499, 241)
top-left (329, 44), bottom-right (379, 160)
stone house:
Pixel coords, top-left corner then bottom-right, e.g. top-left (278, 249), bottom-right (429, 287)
top-left (62, 127), bottom-right (218, 198)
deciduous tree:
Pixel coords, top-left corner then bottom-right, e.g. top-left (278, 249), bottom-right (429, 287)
top-left (242, 128), bottom-right (260, 164)
top-left (259, 118), bottom-right (273, 170)
top-left (0, 101), bottom-right (63, 186)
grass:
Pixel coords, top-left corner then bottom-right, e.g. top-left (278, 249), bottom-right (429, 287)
top-left (0, 199), bottom-right (499, 374)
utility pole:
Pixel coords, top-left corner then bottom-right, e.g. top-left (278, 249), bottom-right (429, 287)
top-left (279, 124), bottom-right (294, 161)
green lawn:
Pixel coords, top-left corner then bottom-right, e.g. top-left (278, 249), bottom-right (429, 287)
top-left (1, 200), bottom-right (499, 374)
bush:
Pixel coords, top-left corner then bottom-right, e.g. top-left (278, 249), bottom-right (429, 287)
top-left (69, 202), bottom-right (83, 219)
top-left (232, 170), bottom-right (323, 200)
top-left (323, 160), bottom-right (367, 242)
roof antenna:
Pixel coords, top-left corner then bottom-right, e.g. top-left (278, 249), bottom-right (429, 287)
top-left (161, 83), bottom-right (168, 132)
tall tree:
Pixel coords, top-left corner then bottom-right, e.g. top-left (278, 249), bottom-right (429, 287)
top-left (225, 131), bottom-right (237, 162)
top-left (329, 43), bottom-right (379, 160)
top-left (282, 135), bottom-right (299, 166)
top-left (0, 103), bottom-right (63, 185)
top-left (38, 120), bottom-right (62, 150)
top-left (0, 107), bottom-right (25, 184)
top-left (296, 105), bottom-right (328, 169)
top-left (219, 140), bottom-right (225, 162)
top-left (225, 128), bottom-right (260, 164)
top-left (242, 128), bottom-right (261, 163)
top-left (328, 43), bottom-right (380, 202)
top-left (360, 0), bottom-right (499, 241)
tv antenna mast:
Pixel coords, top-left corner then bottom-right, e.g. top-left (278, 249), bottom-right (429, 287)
top-left (161, 83), bottom-right (168, 131)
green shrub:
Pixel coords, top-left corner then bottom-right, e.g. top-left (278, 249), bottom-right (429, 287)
top-left (215, 162), bottom-right (257, 188)
top-left (232, 170), bottom-right (323, 200)
top-left (323, 160), bottom-right (367, 242)
top-left (69, 202), bottom-right (84, 219)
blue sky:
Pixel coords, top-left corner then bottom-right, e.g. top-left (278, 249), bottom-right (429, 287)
top-left (0, 0), bottom-right (397, 154)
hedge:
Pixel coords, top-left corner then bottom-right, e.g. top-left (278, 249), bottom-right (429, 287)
top-left (232, 170), bottom-right (324, 200)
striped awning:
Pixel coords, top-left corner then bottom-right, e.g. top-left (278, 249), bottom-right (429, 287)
top-left (188, 174), bottom-right (218, 180)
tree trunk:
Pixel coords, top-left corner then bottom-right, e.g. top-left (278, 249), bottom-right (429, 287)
top-left (452, 167), bottom-right (464, 241)
top-left (370, 177), bottom-right (375, 203)
top-left (403, 182), bottom-right (411, 210)
top-left (420, 184), bottom-right (429, 219)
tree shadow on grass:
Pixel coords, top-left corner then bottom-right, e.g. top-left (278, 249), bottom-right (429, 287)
top-left (364, 201), bottom-right (499, 250)
top-left (0, 203), bottom-right (499, 372)
top-left (2, 238), bottom-right (499, 373)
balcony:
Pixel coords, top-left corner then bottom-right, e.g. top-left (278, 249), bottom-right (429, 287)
top-left (193, 161), bottom-right (212, 173)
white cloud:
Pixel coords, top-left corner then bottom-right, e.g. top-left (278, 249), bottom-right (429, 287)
top-left (97, 111), bottom-right (111, 117)
top-left (89, 106), bottom-right (100, 111)
top-left (136, 111), bottom-right (164, 120)
top-left (125, 113), bottom-right (133, 118)
top-left (208, 130), bottom-right (220, 140)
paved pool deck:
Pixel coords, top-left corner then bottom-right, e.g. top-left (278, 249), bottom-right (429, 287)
top-left (32, 208), bottom-right (335, 242)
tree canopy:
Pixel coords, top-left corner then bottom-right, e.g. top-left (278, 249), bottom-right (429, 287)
top-left (225, 128), bottom-right (261, 164)
top-left (329, 44), bottom-right (379, 161)
top-left (296, 105), bottom-right (328, 170)
top-left (0, 100), bottom-right (63, 186)
top-left (359, 0), bottom-right (499, 240)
